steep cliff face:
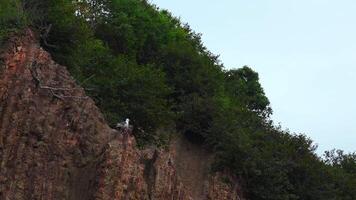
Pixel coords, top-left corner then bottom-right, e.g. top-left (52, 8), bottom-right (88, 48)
top-left (171, 136), bottom-right (243, 200)
top-left (0, 29), bottom-right (114, 200)
top-left (95, 133), bottom-right (243, 200)
top-left (0, 30), bottom-right (243, 200)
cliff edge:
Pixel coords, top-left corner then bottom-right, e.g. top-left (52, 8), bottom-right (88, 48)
top-left (0, 30), bottom-right (243, 200)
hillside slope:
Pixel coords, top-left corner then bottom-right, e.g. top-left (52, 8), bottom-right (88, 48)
top-left (0, 30), bottom-right (243, 200)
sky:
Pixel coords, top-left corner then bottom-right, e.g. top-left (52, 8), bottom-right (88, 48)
top-left (150, 0), bottom-right (356, 154)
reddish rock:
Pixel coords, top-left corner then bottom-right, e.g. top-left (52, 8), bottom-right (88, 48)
top-left (0, 29), bottom-right (113, 200)
top-left (0, 30), bottom-right (244, 200)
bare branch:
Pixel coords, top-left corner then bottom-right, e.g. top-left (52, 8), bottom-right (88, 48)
top-left (39, 85), bottom-right (83, 91)
top-left (29, 64), bottom-right (88, 101)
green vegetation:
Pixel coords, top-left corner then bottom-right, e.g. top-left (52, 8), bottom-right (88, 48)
top-left (0, 0), bottom-right (26, 45)
top-left (1, 0), bottom-right (355, 199)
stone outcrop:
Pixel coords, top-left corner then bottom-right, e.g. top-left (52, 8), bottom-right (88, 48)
top-left (0, 29), bottom-right (113, 200)
top-left (0, 30), bottom-right (243, 200)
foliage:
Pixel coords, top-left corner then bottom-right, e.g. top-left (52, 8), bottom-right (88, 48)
top-left (0, 0), bottom-right (27, 45)
top-left (324, 150), bottom-right (356, 200)
top-left (225, 66), bottom-right (272, 117)
top-left (0, 0), bottom-right (355, 199)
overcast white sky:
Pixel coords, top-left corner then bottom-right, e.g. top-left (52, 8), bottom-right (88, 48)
top-left (150, 0), bottom-right (356, 154)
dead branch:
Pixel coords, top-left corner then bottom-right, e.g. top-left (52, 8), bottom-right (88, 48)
top-left (40, 24), bottom-right (58, 49)
top-left (39, 85), bottom-right (83, 91)
top-left (29, 64), bottom-right (88, 101)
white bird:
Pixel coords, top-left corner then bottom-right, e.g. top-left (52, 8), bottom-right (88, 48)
top-left (124, 118), bottom-right (130, 128)
top-left (116, 118), bottom-right (131, 130)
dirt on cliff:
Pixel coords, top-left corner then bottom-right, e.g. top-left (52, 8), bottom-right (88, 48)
top-left (0, 30), bottom-right (243, 200)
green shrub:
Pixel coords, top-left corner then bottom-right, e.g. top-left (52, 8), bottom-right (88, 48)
top-left (0, 0), bottom-right (27, 44)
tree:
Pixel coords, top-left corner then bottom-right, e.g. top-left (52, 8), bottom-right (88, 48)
top-left (225, 66), bottom-right (272, 117)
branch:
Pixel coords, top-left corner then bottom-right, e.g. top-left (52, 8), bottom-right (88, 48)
top-left (42, 39), bottom-right (58, 49)
top-left (30, 65), bottom-right (88, 101)
top-left (39, 85), bottom-right (83, 91)
top-left (40, 24), bottom-right (58, 49)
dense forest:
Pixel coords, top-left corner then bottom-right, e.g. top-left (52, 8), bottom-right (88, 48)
top-left (1, 0), bottom-right (355, 199)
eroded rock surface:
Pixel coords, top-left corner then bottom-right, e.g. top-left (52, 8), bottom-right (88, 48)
top-left (0, 29), bottom-right (113, 200)
top-left (0, 30), bottom-right (243, 200)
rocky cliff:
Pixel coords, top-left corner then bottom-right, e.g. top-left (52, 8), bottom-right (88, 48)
top-left (0, 30), bottom-right (243, 200)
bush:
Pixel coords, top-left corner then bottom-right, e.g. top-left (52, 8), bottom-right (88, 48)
top-left (0, 0), bottom-right (27, 45)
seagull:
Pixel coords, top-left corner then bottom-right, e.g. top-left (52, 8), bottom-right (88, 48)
top-left (116, 118), bottom-right (131, 130)
top-left (124, 118), bottom-right (130, 128)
